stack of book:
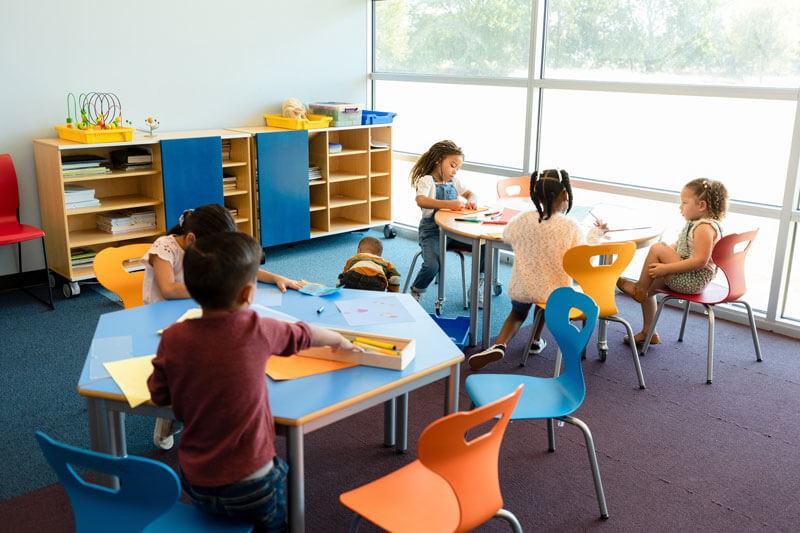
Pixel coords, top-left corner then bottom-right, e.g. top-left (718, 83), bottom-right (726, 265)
top-left (308, 165), bottom-right (322, 181)
top-left (70, 248), bottom-right (97, 269)
top-left (226, 206), bottom-right (239, 218)
top-left (61, 154), bottom-right (110, 177)
top-left (223, 175), bottom-right (237, 191)
top-left (221, 139), bottom-right (232, 161)
top-left (64, 184), bottom-right (101, 209)
top-left (328, 143), bottom-right (343, 154)
top-left (110, 147), bottom-right (153, 171)
top-left (96, 209), bottom-right (157, 234)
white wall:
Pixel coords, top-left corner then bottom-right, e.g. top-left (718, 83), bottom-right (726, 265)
top-left (0, 0), bottom-right (368, 276)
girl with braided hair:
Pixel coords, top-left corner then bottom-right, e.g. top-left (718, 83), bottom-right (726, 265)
top-left (617, 178), bottom-right (729, 345)
top-left (408, 140), bottom-right (481, 302)
top-left (469, 169), bottom-right (605, 370)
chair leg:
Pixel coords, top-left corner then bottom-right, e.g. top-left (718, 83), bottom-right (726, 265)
top-left (40, 237), bottom-right (54, 309)
top-left (705, 304), bottom-right (715, 384)
top-left (614, 316), bottom-right (646, 389)
top-left (402, 251), bottom-right (422, 293)
top-left (546, 418), bottom-right (556, 452)
top-left (348, 513), bottom-right (363, 532)
top-left (520, 307), bottom-right (543, 366)
top-left (678, 299), bottom-right (691, 341)
top-left (16, 239), bottom-right (54, 310)
top-left (495, 508), bottom-right (523, 533)
top-left (642, 296), bottom-right (670, 355)
top-left (736, 300), bottom-right (763, 362)
top-left (561, 415), bottom-right (609, 520)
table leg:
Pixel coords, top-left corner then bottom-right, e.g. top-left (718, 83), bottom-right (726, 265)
top-left (383, 398), bottom-right (396, 447)
top-left (468, 238), bottom-right (481, 347)
top-left (446, 363), bottom-right (461, 414)
top-left (286, 425), bottom-right (305, 532)
top-left (394, 393), bottom-right (408, 453)
top-left (437, 227), bottom-right (446, 312)
top-left (481, 240), bottom-right (497, 350)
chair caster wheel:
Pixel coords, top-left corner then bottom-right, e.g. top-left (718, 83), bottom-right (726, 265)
top-left (383, 224), bottom-right (397, 239)
top-left (493, 283), bottom-right (503, 296)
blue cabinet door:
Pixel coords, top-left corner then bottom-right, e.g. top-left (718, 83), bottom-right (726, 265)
top-left (256, 131), bottom-right (310, 247)
top-left (161, 137), bottom-right (224, 230)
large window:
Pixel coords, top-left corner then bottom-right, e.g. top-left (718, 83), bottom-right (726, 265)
top-left (373, 0), bottom-right (800, 333)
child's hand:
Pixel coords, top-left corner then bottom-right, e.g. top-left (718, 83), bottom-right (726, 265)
top-left (333, 334), bottom-right (360, 352)
top-left (275, 276), bottom-right (305, 292)
top-left (647, 263), bottom-right (669, 279)
top-left (593, 218), bottom-right (609, 233)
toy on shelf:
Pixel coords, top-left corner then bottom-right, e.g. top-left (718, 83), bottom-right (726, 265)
top-left (128, 116), bottom-right (161, 137)
top-left (56, 92), bottom-right (133, 143)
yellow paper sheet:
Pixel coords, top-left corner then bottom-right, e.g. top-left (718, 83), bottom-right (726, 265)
top-left (103, 355), bottom-right (156, 408)
top-left (266, 353), bottom-right (357, 381)
top-left (157, 308), bottom-right (202, 334)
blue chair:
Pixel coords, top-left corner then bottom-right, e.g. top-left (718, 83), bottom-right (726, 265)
top-left (34, 431), bottom-right (252, 533)
top-left (464, 287), bottom-right (609, 519)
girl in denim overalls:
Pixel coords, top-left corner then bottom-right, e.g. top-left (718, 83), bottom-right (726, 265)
top-left (409, 140), bottom-right (479, 301)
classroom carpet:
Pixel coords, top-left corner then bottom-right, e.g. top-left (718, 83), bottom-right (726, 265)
top-left (2, 228), bottom-right (799, 532)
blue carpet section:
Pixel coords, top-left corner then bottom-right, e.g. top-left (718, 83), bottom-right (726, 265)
top-left (0, 229), bottom-right (512, 501)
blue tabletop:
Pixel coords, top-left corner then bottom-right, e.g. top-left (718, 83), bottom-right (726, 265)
top-left (78, 286), bottom-right (464, 423)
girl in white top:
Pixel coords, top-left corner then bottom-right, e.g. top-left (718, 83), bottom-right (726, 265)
top-left (143, 204), bottom-right (303, 305)
top-left (617, 178), bottom-right (728, 345)
top-left (469, 169), bottom-right (605, 370)
top-left (143, 203), bottom-right (305, 449)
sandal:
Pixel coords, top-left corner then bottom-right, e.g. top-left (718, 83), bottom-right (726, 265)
top-left (616, 278), bottom-right (648, 303)
top-left (623, 332), bottom-right (660, 346)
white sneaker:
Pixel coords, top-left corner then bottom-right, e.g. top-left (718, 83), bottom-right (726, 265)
top-left (529, 338), bottom-right (547, 355)
top-left (153, 418), bottom-right (175, 450)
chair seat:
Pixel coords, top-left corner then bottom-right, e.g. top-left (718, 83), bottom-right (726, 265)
top-left (0, 220), bottom-right (44, 245)
top-left (658, 282), bottom-right (729, 306)
top-left (466, 374), bottom-right (581, 420)
top-left (145, 502), bottom-right (253, 532)
top-left (340, 461), bottom-right (460, 533)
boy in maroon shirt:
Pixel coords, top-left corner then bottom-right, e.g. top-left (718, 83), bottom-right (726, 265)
top-left (148, 232), bottom-right (355, 531)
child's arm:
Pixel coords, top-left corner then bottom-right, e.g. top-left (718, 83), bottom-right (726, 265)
top-left (150, 255), bottom-right (191, 300)
top-left (416, 194), bottom-right (463, 211)
top-left (257, 270), bottom-right (305, 292)
top-left (648, 223), bottom-right (717, 278)
top-left (308, 324), bottom-right (359, 351)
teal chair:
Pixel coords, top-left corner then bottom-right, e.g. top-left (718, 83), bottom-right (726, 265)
top-left (35, 432), bottom-right (252, 532)
top-left (464, 287), bottom-right (609, 519)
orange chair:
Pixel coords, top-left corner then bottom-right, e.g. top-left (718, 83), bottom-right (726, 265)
top-left (0, 154), bottom-right (54, 309)
top-left (641, 229), bottom-right (762, 384)
top-left (92, 243), bottom-right (151, 309)
top-left (496, 176), bottom-right (530, 199)
top-left (339, 385), bottom-right (524, 533)
top-left (561, 241), bottom-right (646, 389)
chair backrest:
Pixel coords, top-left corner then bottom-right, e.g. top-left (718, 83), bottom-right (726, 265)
top-left (93, 243), bottom-right (152, 309)
top-left (35, 431), bottom-right (181, 533)
top-left (496, 176), bottom-right (530, 199)
top-left (712, 229), bottom-right (758, 302)
top-left (0, 154), bottom-right (21, 225)
top-left (417, 384), bottom-right (523, 532)
top-left (563, 241), bottom-right (636, 317)
top-left (545, 287), bottom-right (600, 396)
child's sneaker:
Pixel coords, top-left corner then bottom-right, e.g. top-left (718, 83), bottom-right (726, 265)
top-left (468, 344), bottom-right (505, 370)
top-left (153, 418), bottom-right (175, 450)
top-left (410, 289), bottom-right (422, 302)
top-left (528, 337), bottom-right (547, 355)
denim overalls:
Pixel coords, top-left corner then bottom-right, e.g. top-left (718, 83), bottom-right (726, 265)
top-left (411, 181), bottom-right (461, 293)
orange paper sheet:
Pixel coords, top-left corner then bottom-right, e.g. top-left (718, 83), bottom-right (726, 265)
top-left (440, 206), bottom-right (489, 214)
top-left (266, 351), bottom-right (357, 381)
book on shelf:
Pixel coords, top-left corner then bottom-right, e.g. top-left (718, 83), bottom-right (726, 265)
top-left (64, 184), bottom-right (97, 203)
top-left (370, 139), bottom-right (389, 149)
top-left (61, 154), bottom-right (109, 170)
top-left (96, 209), bottom-right (156, 228)
top-left (221, 140), bottom-right (232, 161)
top-left (308, 166), bottom-right (322, 180)
top-left (70, 247), bottom-right (97, 267)
top-left (96, 222), bottom-right (157, 235)
top-left (110, 147), bottom-right (152, 167)
top-left (328, 143), bottom-right (342, 154)
top-left (62, 166), bottom-right (111, 177)
top-left (66, 198), bottom-right (101, 210)
top-left (223, 175), bottom-right (237, 190)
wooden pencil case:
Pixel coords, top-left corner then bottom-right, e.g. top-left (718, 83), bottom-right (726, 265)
top-left (296, 328), bottom-right (416, 370)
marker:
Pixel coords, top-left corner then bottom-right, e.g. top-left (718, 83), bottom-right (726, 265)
top-left (353, 341), bottom-right (399, 356)
top-left (354, 336), bottom-right (396, 351)
top-left (316, 305), bottom-right (325, 314)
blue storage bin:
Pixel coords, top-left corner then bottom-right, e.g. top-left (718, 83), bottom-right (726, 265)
top-left (361, 110), bottom-right (397, 125)
top-left (429, 314), bottom-right (470, 349)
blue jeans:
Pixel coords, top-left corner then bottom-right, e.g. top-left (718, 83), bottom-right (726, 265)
top-left (411, 217), bottom-right (485, 294)
top-left (180, 457), bottom-right (289, 532)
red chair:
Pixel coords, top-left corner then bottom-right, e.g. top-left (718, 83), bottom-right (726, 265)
top-left (0, 154), bottom-right (54, 308)
top-left (641, 229), bottom-right (762, 384)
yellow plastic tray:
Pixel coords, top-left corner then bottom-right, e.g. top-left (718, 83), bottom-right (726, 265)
top-left (55, 125), bottom-right (134, 143)
top-left (264, 114), bottom-right (333, 130)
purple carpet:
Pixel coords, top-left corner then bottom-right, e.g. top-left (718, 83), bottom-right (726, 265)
top-left (2, 295), bottom-right (798, 532)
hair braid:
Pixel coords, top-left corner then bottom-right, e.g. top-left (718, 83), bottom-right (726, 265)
top-left (531, 168), bottom-right (574, 222)
top-left (685, 178), bottom-right (729, 220)
top-left (410, 140), bottom-right (464, 186)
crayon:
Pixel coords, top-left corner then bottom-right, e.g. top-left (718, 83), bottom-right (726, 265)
top-left (354, 337), bottom-right (396, 350)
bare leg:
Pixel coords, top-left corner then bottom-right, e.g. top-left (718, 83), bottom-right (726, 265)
top-left (494, 307), bottom-right (530, 345)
